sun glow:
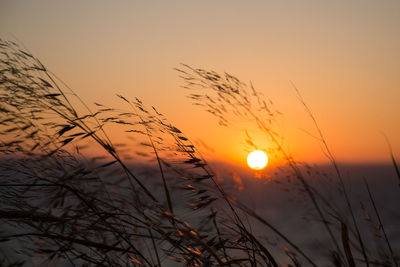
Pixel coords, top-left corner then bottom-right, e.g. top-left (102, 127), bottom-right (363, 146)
top-left (247, 150), bottom-right (268, 170)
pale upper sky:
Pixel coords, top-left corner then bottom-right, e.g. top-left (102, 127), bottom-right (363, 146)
top-left (1, 0), bottom-right (399, 165)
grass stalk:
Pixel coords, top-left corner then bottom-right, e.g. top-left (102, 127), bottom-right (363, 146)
top-left (363, 177), bottom-right (398, 267)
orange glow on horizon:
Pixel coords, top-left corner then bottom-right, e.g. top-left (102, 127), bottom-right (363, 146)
top-left (1, 1), bottom-right (399, 164)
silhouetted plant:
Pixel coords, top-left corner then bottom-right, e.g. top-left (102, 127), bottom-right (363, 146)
top-left (0, 39), bottom-right (287, 266)
top-left (176, 64), bottom-right (399, 267)
top-left (0, 39), bottom-right (398, 266)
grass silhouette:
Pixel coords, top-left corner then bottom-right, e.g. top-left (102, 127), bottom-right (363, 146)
top-left (0, 39), bottom-right (399, 266)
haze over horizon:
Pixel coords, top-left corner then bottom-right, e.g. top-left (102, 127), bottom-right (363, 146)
top-left (1, 2), bottom-right (400, 266)
top-left (1, 0), bottom-right (399, 165)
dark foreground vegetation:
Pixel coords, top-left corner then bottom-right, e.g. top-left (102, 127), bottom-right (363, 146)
top-left (0, 39), bottom-right (399, 266)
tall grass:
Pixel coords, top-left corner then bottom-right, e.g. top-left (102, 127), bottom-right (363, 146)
top-left (0, 39), bottom-right (398, 266)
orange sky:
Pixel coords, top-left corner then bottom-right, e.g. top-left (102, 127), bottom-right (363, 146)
top-left (1, 0), bottom-right (399, 165)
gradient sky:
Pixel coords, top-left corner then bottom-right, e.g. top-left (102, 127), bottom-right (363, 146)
top-left (1, 0), bottom-right (399, 165)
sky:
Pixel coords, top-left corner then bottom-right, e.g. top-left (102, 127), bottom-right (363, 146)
top-left (1, 0), bottom-right (399, 165)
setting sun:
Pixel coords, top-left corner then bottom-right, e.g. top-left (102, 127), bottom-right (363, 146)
top-left (247, 150), bottom-right (268, 170)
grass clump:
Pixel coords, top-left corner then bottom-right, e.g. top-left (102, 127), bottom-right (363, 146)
top-left (0, 39), bottom-right (399, 266)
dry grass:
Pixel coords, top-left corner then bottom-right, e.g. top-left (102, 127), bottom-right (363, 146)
top-left (0, 39), bottom-right (398, 266)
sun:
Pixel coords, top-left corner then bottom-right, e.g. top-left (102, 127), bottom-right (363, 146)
top-left (247, 150), bottom-right (268, 170)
